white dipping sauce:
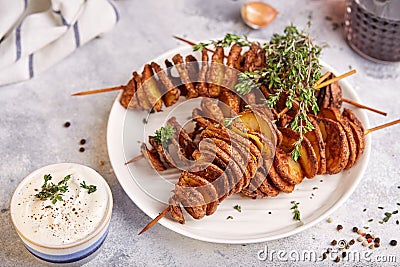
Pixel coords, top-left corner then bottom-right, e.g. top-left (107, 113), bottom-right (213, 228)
top-left (12, 164), bottom-right (109, 246)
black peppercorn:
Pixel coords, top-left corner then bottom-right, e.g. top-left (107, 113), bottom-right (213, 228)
top-left (80, 139), bottom-right (86, 145)
top-left (352, 226), bottom-right (358, 232)
top-left (331, 240), bottom-right (338, 246)
top-left (390, 240), bottom-right (397, 246)
top-left (349, 239), bottom-right (355, 245)
top-left (337, 225), bottom-right (343, 231)
top-left (79, 147), bottom-right (85, 152)
top-left (64, 121), bottom-right (71, 128)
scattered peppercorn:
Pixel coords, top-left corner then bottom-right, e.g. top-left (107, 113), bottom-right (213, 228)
top-left (349, 239), bottom-right (355, 245)
top-left (80, 139), bottom-right (86, 145)
top-left (79, 147), bottom-right (85, 152)
top-left (357, 229), bottom-right (364, 235)
top-left (337, 225), bottom-right (343, 231)
top-left (374, 243), bottom-right (380, 248)
top-left (390, 240), bottom-right (397, 246)
top-left (327, 217), bottom-right (333, 223)
top-left (367, 238), bottom-right (373, 243)
top-left (331, 240), bottom-right (338, 246)
top-left (361, 233), bottom-right (366, 237)
top-left (396, 220), bottom-right (399, 225)
top-left (352, 226), bottom-right (358, 233)
top-left (362, 240), bottom-right (368, 247)
top-left (366, 234), bottom-right (372, 239)
top-left (369, 244), bottom-right (374, 249)
top-left (334, 256), bottom-right (340, 263)
top-left (342, 251), bottom-right (347, 258)
top-left (372, 234), bottom-right (377, 239)
top-left (363, 208), bottom-right (367, 212)
top-left (64, 122), bottom-right (71, 128)
top-left (374, 237), bottom-right (380, 243)
top-left (357, 236), bottom-right (364, 242)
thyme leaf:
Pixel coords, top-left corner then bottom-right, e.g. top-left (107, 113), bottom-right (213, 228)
top-left (154, 125), bottom-right (176, 147)
top-left (35, 174), bottom-right (71, 204)
top-left (80, 181), bottom-right (97, 194)
top-left (290, 201), bottom-right (301, 221)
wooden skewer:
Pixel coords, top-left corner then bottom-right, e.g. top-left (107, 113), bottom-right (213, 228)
top-left (138, 206), bottom-right (170, 235)
top-left (125, 154), bottom-right (144, 165)
top-left (314, 71), bottom-right (332, 87)
top-left (71, 85), bottom-right (125, 96)
top-left (365, 119), bottom-right (400, 135)
top-left (342, 98), bottom-right (387, 116)
top-left (314, 69), bottom-right (356, 89)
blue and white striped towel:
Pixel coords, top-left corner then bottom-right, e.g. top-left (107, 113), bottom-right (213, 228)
top-left (0, 0), bottom-right (119, 86)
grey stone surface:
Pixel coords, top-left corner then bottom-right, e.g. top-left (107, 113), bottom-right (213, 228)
top-left (1, 0), bottom-right (399, 266)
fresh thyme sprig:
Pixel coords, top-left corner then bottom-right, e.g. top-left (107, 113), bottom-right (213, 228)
top-left (236, 25), bottom-right (322, 160)
top-left (193, 33), bottom-right (253, 51)
top-left (80, 181), bottom-right (97, 194)
top-left (154, 125), bottom-right (176, 146)
top-left (223, 115), bottom-right (242, 128)
top-left (290, 201), bottom-right (301, 221)
top-left (35, 174), bottom-right (71, 204)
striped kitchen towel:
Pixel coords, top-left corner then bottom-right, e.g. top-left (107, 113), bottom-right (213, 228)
top-left (0, 0), bottom-right (119, 86)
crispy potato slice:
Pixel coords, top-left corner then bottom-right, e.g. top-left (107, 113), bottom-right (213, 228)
top-left (148, 136), bottom-right (176, 168)
top-left (140, 143), bottom-right (167, 171)
top-left (218, 91), bottom-right (240, 117)
top-left (342, 108), bottom-right (365, 132)
top-left (196, 49), bottom-right (209, 97)
top-left (133, 71), bottom-right (151, 110)
top-left (279, 127), bottom-right (318, 178)
top-left (267, 159), bottom-right (295, 193)
top-left (120, 76), bottom-right (139, 109)
top-left (328, 79), bottom-right (342, 109)
top-left (222, 44), bottom-right (242, 90)
top-left (343, 116), bottom-right (365, 164)
top-left (188, 162), bottom-right (230, 202)
top-left (142, 64), bottom-right (163, 111)
top-left (274, 148), bottom-right (304, 185)
top-left (201, 98), bottom-right (225, 122)
top-left (179, 172), bottom-right (219, 216)
top-left (243, 43), bottom-right (259, 72)
top-left (305, 116), bottom-right (326, 175)
top-left (317, 117), bottom-right (350, 174)
top-left (319, 108), bottom-right (357, 170)
top-left (151, 62), bottom-right (179, 107)
top-left (173, 184), bottom-right (206, 220)
top-left (207, 46), bottom-right (225, 97)
top-left (169, 195), bottom-right (185, 224)
top-left (172, 54), bottom-right (198, 98)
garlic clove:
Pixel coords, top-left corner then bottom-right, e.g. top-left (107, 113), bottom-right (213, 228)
top-left (241, 1), bottom-right (278, 29)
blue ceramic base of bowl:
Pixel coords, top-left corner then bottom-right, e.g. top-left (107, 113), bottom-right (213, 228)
top-left (24, 227), bottom-right (109, 264)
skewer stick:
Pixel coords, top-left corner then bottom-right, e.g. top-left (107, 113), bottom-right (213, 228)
top-left (125, 154), bottom-right (144, 165)
top-left (314, 70), bottom-right (357, 89)
top-left (71, 85), bottom-right (125, 96)
top-left (364, 119), bottom-right (400, 135)
top-left (342, 98), bottom-right (387, 116)
top-left (138, 206), bottom-right (170, 235)
top-left (314, 71), bottom-right (332, 87)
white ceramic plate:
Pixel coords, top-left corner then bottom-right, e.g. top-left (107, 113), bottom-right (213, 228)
top-left (107, 45), bottom-right (371, 244)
